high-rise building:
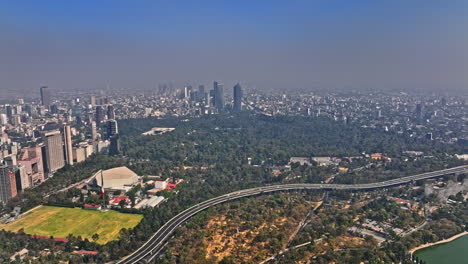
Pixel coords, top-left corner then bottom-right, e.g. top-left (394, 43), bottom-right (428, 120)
top-left (415, 103), bottom-right (424, 120)
top-left (198, 85), bottom-right (205, 101)
top-left (5, 105), bottom-right (13, 118)
top-left (91, 121), bottom-right (98, 140)
top-left (0, 165), bottom-right (17, 203)
top-left (183, 85), bottom-right (191, 99)
top-left (72, 103), bottom-right (84, 118)
top-left (213, 81), bottom-right (225, 112)
top-left (95, 106), bottom-right (105, 125)
top-left (106, 120), bottom-right (119, 139)
top-left (64, 125), bottom-right (74, 165)
top-left (90, 95), bottom-right (96, 107)
top-left (14, 165), bottom-right (29, 192)
top-left (190, 91), bottom-right (198, 102)
top-left (0, 114), bottom-right (7, 125)
top-left (204, 92), bottom-right (211, 106)
top-left (107, 105), bottom-right (115, 120)
top-left (24, 104), bottom-right (33, 116)
top-left (50, 104), bottom-right (59, 114)
top-left (15, 105), bottom-right (22, 114)
top-left (11, 115), bottom-right (21, 126)
top-left (73, 147), bottom-right (86, 163)
top-left (17, 147), bottom-right (45, 186)
top-left (233, 83), bottom-right (243, 112)
top-left (209, 90), bottom-right (215, 106)
top-left (42, 130), bottom-right (65, 173)
top-left (40, 86), bottom-right (51, 109)
top-left (109, 135), bottom-right (120, 155)
top-left (441, 97), bottom-right (447, 106)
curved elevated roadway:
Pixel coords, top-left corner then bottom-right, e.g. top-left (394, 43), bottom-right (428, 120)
top-left (116, 165), bottom-right (468, 264)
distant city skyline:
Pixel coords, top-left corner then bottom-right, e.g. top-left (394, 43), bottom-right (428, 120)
top-left (1, 1), bottom-right (467, 93)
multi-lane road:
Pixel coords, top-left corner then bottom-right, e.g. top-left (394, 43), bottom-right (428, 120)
top-left (116, 165), bottom-right (468, 264)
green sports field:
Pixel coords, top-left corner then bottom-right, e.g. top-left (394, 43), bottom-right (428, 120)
top-left (0, 206), bottom-right (143, 244)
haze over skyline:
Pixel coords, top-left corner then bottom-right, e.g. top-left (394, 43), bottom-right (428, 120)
top-left (1, 0), bottom-right (467, 93)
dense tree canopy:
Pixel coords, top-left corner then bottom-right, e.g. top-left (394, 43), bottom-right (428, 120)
top-left (1, 112), bottom-right (465, 263)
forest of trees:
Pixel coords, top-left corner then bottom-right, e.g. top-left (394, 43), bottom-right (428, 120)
top-left (119, 113), bottom-right (463, 170)
top-left (157, 191), bottom-right (443, 264)
top-left (1, 112), bottom-right (466, 263)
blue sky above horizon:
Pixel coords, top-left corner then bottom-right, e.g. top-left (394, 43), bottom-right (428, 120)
top-left (1, 0), bottom-right (467, 92)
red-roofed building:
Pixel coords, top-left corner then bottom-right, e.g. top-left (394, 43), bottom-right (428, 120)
top-left (389, 197), bottom-right (412, 208)
top-left (166, 183), bottom-right (176, 190)
top-left (83, 204), bottom-right (101, 210)
top-left (109, 196), bottom-right (130, 207)
top-left (166, 178), bottom-right (184, 190)
top-left (371, 153), bottom-right (392, 162)
top-left (74, 250), bottom-right (98, 255)
top-left (54, 238), bottom-right (69, 243)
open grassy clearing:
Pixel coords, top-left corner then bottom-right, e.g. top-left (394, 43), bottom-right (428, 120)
top-left (0, 206), bottom-right (142, 244)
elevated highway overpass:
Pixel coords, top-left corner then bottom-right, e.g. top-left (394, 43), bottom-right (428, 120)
top-left (116, 165), bottom-right (468, 264)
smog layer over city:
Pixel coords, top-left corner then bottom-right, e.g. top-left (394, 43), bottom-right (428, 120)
top-left (0, 1), bottom-right (467, 264)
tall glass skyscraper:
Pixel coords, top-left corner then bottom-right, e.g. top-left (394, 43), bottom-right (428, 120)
top-left (233, 83), bottom-right (243, 112)
top-left (40, 86), bottom-right (51, 109)
top-left (214, 81), bottom-right (224, 112)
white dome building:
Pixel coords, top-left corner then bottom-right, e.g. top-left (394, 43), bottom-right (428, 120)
top-left (95, 166), bottom-right (139, 192)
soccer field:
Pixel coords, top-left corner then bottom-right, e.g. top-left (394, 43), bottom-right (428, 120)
top-left (0, 206), bottom-right (143, 244)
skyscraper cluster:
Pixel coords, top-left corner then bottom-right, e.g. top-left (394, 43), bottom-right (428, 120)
top-left (176, 81), bottom-right (243, 114)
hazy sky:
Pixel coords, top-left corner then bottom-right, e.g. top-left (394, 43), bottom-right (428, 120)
top-left (1, 0), bottom-right (467, 93)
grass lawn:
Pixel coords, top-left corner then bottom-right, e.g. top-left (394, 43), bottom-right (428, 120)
top-left (0, 206), bottom-right (143, 244)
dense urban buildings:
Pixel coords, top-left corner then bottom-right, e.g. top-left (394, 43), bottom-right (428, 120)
top-left (0, 84), bottom-right (465, 200)
top-left (0, 81), bottom-right (466, 264)
top-left (0, 86), bottom-right (128, 203)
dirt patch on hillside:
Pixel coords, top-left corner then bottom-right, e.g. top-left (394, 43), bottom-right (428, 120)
top-left (204, 215), bottom-right (291, 263)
